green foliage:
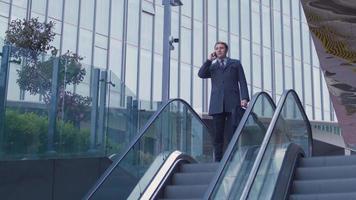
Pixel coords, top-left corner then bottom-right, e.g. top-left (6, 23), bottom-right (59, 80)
top-left (5, 17), bottom-right (56, 61)
top-left (5, 17), bottom-right (91, 125)
top-left (4, 110), bottom-right (90, 155)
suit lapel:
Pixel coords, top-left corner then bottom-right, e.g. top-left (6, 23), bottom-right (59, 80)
top-left (223, 58), bottom-right (231, 72)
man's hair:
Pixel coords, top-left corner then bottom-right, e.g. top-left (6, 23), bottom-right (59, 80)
top-left (214, 41), bottom-right (229, 51)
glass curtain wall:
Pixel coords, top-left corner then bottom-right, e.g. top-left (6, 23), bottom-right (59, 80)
top-left (0, 0), bottom-right (335, 122)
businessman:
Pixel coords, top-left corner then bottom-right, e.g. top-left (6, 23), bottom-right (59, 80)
top-left (198, 41), bottom-right (249, 162)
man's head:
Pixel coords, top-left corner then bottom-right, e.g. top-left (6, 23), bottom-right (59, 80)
top-left (214, 41), bottom-right (229, 59)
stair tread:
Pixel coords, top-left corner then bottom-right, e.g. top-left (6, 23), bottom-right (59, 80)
top-left (292, 178), bottom-right (356, 194)
top-left (172, 172), bottom-right (215, 185)
top-left (164, 185), bottom-right (208, 198)
top-left (290, 192), bottom-right (356, 200)
top-left (180, 163), bottom-right (219, 173)
top-left (295, 165), bottom-right (356, 180)
top-left (300, 155), bottom-right (356, 167)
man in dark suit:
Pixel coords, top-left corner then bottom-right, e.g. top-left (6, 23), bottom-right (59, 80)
top-left (198, 41), bottom-right (249, 162)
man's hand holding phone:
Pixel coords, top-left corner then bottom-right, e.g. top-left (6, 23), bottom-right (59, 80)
top-left (208, 52), bottom-right (217, 61)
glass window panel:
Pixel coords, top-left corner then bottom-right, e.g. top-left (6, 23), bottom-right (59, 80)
top-left (180, 64), bottom-right (191, 102)
top-left (302, 23), bottom-right (311, 63)
top-left (62, 23), bottom-right (77, 52)
top-left (193, 67), bottom-right (203, 112)
top-left (230, 0), bottom-right (239, 35)
top-left (141, 13), bottom-right (153, 50)
top-left (111, 0), bottom-right (124, 39)
top-left (219, 30), bottom-right (228, 44)
top-left (12, 0), bottom-right (27, 7)
top-left (94, 47), bottom-right (107, 68)
top-left (282, 0), bottom-right (290, 16)
top-left (171, 11), bottom-right (179, 59)
top-left (273, 10), bottom-right (282, 52)
top-left (170, 59), bottom-right (178, 98)
top-left (127, 0), bottom-right (140, 45)
top-left (218, 0), bottom-right (228, 31)
top-left (208, 25), bottom-right (217, 51)
top-left (230, 35), bottom-right (240, 59)
top-left (181, 0), bottom-right (192, 17)
top-left (48, 0), bottom-right (63, 20)
top-left (293, 19), bottom-right (301, 59)
top-left (294, 59), bottom-right (303, 101)
top-left (153, 54), bottom-right (163, 102)
top-left (31, 0), bottom-right (46, 15)
top-left (305, 105), bottom-right (313, 121)
top-left (262, 5), bottom-right (271, 47)
top-left (208, 0), bottom-right (216, 26)
top-left (139, 50), bottom-right (152, 101)
top-left (241, 0), bottom-right (250, 39)
top-left (313, 67), bottom-right (321, 109)
top-left (194, 0), bottom-right (203, 20)
top-left (64, 0), bottom-right (79, 25)
top-left (304, 63), bottom-right (312, 105)
top-left (109, 39), bottom-right (122, 78)
top-left (292, 0), bottom-right (300, 20)
top-left (284, 24), bottom-right (292, 56)
top-left (126, 45), bottom-right (138, 94)
top-left (275, 52), bottom-right (283, 94)
top-left (154, 6), bottom-right (164, 54)
top-left (263, 47), bottom-right (272, 91)
top-left (11, 5), bottom-right (26, 20)
top-left (78, 28), bottom-right (93, 65)
top-left (285, 66), bottom-right (293, 90)
top-left (241, 39), bottom-right (251, 85)
top-left (181, 27), bottom-right (192, 63)
top-left (95, 34), bottom-right (108, 49)
top-left (193, 20), bottom-right (203, 66)
top-left (273, 0), bottom-right (281, 11)
top-left (252, 54), bottom-right (262, 88)
top-left (0, 16), bottom-right (8, 38)
top-left (0, 2), bottom-right (9, 18)
top-left (80, 0), bottom-right (94, 29)
top-left (252, 11), bottom-right (260, 44)
top-left (96, 0), bottom-right (110, 35)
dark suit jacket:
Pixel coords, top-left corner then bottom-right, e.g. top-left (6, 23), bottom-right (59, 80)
top-left (198, 58), bottom-right (249, 115)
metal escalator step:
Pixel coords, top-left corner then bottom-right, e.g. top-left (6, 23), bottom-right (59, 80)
top-left (172, 172), bottom-right (215, 185)
top-left (159, 199), bottom-right (201, 200)
top-left (164, 185), bottom-right (208, 199)
top-left (299, 155), bottom-right (356, 167)
top-left (292, 178), bottom-right (356, 194)
top-left (295, 165), bottom-right (356, 180)
top-left (289, 192), bottom-right (356, 200)
top-left (180, 163), bottom-right (219, 173)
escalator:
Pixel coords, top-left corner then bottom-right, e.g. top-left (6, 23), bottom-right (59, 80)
top-left (84, 91), bottom-right (276, 200)
top-left (226, 90), bottom-right (356, 200)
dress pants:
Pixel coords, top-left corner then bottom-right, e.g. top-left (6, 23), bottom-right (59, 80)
top-left (212, 112), bottom-right (233, 162)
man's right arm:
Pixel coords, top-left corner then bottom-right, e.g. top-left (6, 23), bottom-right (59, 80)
top-left (198, 60), bottom-right (212, 78)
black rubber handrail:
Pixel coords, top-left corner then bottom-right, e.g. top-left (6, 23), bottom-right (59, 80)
top-left (204, 91), bottom-right (276, 199)
top-left (240, 89), bottom-right (313, 199)
top-left (84, 98), bottom-right (211, 199)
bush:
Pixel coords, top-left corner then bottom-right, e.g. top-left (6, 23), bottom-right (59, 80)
top-left (4, 110), bottom-right (90, 156)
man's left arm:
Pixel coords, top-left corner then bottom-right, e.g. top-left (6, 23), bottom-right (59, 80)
top-left (238, 62), bottom-right (250, 107)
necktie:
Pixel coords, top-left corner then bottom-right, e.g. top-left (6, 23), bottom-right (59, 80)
top-left (220, 60), bottom-right (225, 69)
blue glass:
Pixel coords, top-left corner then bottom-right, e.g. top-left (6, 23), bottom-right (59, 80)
top-left (246, 90), bottom-right (312, 200)
top-left (210, 92), bottom-right (276, 199)
top-left (88, 99), bottom-right (214, 199)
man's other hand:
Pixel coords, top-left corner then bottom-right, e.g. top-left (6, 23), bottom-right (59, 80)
top-left (241, 99), bottom-right (248, 108)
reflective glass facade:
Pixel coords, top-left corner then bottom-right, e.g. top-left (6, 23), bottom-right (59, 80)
top-left (0, 0), bottom-right (336, 122)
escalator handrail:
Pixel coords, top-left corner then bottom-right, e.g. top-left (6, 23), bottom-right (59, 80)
top-left (84, 98), bottom-right (211, 199)
top-left (205, 91), bottom-right (276, 199)
top-left (240, 89), bottom-right (313, 200)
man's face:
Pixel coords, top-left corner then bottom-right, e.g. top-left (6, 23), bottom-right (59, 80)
top-left (214, 43), bottom-right (227, 59)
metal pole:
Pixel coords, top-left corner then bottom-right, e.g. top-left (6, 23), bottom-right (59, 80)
top-left (47, 58), bottom-right (60, 153)
top-left (162, 0), bottom-right (172, 103)
top-left (0, 45), bottom-right (11, 154)
top-left (89, 68), bottom-right (100, 151)
top-left (97, 70), bottom-right (108, 151)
